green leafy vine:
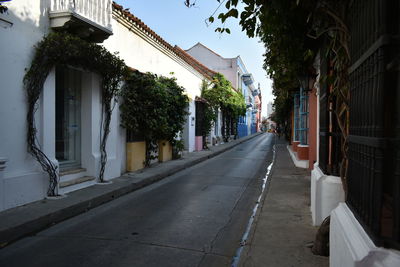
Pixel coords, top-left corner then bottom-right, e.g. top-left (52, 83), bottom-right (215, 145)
top-left (201, 73), bottom-right (246, 141)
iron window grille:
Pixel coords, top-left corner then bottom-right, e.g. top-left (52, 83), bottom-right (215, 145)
top-left (346, 0), bottom-right (400, 250)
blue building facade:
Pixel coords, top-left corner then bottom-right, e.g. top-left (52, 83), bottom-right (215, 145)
top-left (237, 75), bottom-right (249, 138)
top-left (237, 60), bottom-right (257, 138)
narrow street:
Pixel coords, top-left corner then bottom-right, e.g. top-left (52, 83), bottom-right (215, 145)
top-left (0, 134), bottom-right (274, 267)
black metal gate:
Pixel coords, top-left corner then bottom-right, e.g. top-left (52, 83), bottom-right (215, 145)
top-left (346, 0), bottom-right (400, 249)
top-left (195, 100), bottom-right (205, 137)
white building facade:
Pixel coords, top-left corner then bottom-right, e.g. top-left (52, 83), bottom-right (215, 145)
top-left (0, 0), bottom-right (209, 212)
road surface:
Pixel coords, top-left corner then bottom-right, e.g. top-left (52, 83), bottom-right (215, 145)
top-left (0, 134), bottom-right (274, 267)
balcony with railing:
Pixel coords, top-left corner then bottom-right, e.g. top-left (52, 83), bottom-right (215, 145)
top-left (49, 0), bottom-right (112, 42)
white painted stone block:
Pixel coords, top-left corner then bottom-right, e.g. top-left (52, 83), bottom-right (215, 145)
top-left (331, 203), bottom-right (400, 267)
top-left (311, 163), bottom-right (344, 226)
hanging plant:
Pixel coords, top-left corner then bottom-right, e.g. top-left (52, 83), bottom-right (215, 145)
top-left (119, 71), bottom-right (189, 166)
top-left (24, 31), bottom-right (127, 196)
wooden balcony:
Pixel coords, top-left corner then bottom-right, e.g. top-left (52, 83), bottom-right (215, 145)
top-left (49, 0), bottom-right (112, 42)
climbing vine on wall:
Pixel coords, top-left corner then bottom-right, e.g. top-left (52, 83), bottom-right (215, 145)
top-left (119, 71), bottom-right (189, 166)
top-left (201, 73), bottom-right (246, 138)
top-left (24, 31), bottom-right (127, 195)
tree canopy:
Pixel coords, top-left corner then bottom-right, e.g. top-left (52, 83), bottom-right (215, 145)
top-left (186, 0), bottom-right (349, 127)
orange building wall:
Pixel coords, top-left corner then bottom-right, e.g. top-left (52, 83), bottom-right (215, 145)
top-left (308, 86), bottom-right (318, 170)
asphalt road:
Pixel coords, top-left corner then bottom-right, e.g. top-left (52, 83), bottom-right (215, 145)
top-left (0, 133), bottom-right (274, 267)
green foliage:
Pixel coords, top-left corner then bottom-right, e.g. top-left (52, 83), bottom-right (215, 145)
top-left (191, 0), bottom-right (352, 247)
top-left (205, 0), bottom-right (350, 117)
top-left (0, 0), bottom-right (9, 14)
top-left (119, 71), bottom-right (189, 165)
top-left (259, 1), bottom-right (316, 85)
top-left (25, 31), bottom-right (127, 112)
top-left (206, 73), bottom-right (246, 115)
top-left (120, 71), bottom-right (166, 140)
top-left (270, 90), bottom-right (293, 126)
top-left (202, 0), bottom-right (351, 195)
top-left (200, 74), bottom-right (246, 136)
top-left (199, 79), bottom-right (217, 136)
top-left (171, 138), bottom-right (185, 159)
top-left (0, 5), bottom-right (7, 14)
top-left (199, 0), bottom-right (318, 125)
top-left (24, 31), bottom-right (127, 193)
top-left (157, 76), bottom-right (190, 141)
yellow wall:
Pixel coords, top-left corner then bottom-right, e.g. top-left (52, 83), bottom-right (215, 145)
top-left (126, 141), bottom-right (146, 172)
top-left (158, 140), bottom-right (172, 162)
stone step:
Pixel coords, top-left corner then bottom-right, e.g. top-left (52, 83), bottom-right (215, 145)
top-left (60, 168), bottom-right (86, 176)
top-left (59, 176), bottom-right (96, 188)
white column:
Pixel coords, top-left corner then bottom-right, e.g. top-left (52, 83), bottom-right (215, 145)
top-left (41, 68), bottom-right (59, 173)
top-left (81, 72), bottom-right (101, 178)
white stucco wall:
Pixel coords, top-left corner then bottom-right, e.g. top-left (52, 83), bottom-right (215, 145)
top-left (222, 60), bottom-right (238, 89)
top-left (0, 0), bottom-right (125, 203)
top-left (0, 0), bottom-right (51, 211)
top-left (0, 2), bottom-right (205, 211)
top-left (186, 43), bottom-right (238, 89)
top-left (183, 101), bottom-right (196, 152)
top-left (103, 14), bottom-right (204, 152)
top-left (0, 11), bottom-right (114, 206)
top-left (104, 15), bottom-right (204, 100)
top-left (186, 44), bottom-right (232, 71)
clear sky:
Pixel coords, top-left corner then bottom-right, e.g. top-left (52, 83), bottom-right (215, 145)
top-left (115, 0), bottom-right (273, 117)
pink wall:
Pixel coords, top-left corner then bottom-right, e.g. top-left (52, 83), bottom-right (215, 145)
top-left (195, 136), bottom-right (203, 151)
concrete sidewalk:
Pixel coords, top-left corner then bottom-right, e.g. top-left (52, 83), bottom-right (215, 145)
top-left (0, 133), bottom-right (261, 248)
top-left (239, 140), bottom-right (329, 267)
